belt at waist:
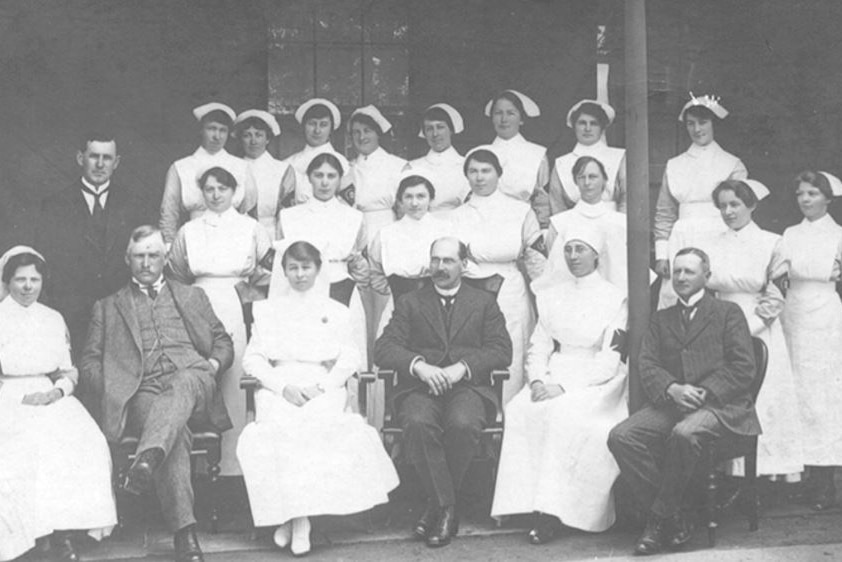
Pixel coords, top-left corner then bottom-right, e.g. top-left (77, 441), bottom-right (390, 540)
top-left (194, 276), bottom-right (248, 289)
top-left (0, 373), bottom-right (51, 380)
top-left (552, 339), bottom-right (598, 357)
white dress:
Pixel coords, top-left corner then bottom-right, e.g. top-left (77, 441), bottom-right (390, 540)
top-left (491, 272), bottom-right (627, 532)
top-left (406, 147), bottom-right (470, 222)
top-left (654, 141), bottom-right (747, 308)
top-left (169, 208), bottom-right (272, 475)
top-left (245, 151), bottom-right (295, 238)
top-left (491, 134), bottom-right (546, 203)
top-left (236, 294), bottom-right (399, 526)
top-left (451, 189), bottom-right (545, 403)
top-left (0, 298), bottom-right (116, 561)
top-left (708, 222), bottom-right (804, 476)
top-left (283, 143), bottom-right (351, 204)
top-left (551, 141), bottom-right (626, 213)
top-left (774, 214), bottom-right (842, 466)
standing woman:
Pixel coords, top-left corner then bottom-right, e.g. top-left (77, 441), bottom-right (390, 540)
top-left (283, 98), bottom-right (351, 205)
top-left (707, 179), bottom-right (804, 478)
top-left (548, 99), bottom-right (626, 214)
top-left (451, 147), bottom-right (545, 402)
top-left (654, 94), bottom-right (747, 308)
top-left (159, 102), bottom-right (257, 245)
top-left (235, 109), bottom-right (296, 238)
top-left (277, 153), bottom-right (369, 371)
top-left (485, 90), bottom-right (550, 226)
top-left (405, 103), bottom-right (471, 221)
top-left (168, 167), bottom-right (273, 475)
top-left (348, 105), bottom-right (407, 354)
top-left (773, 171), bottom-right (842, 509)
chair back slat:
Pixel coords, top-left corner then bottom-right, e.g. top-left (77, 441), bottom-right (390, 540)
top-left (749, 336), bottom-right (768, 401)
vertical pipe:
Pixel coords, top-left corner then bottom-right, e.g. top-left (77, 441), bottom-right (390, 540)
top-left (625, 0), bottom-right (650, 412)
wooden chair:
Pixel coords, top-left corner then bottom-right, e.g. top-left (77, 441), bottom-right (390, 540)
top-left (701, 336), bottom-right (769, 547)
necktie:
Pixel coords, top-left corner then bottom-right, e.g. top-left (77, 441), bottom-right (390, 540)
top-left (80, 184), bottom-right (108, 240)
top-left (145, 284), bottom-right (158, 300)
top-left (441, 295), bottom-right (455, 332)
top-left (680, 302), bottom-right (696, 331)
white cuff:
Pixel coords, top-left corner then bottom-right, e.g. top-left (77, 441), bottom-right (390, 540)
top-left (53, 377), bottom-right (74, 397)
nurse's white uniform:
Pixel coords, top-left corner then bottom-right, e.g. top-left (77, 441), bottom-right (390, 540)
top-left (245, 150), bottom-right (295, 238)
top-left (491, 133), bottom-right (547, 203)
top-left (406, 147), bottom-right (470, 222)
top-left (283, 143), bottom-right (351, 204)
top-left (708, 222), bottom-right (804, 476)
top-left (551, 141), bottom-right (627, 213)
top-left (773, 214), bottom-right (842, 466)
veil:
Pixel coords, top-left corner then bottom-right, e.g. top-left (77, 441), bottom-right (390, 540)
top-left (0, 245), bottom-right (46, 301)
top-left (268, 238), bottom-right (332, 300)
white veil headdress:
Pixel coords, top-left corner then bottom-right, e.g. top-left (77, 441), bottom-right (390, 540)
top-left (0, 245), bottom-right (46, 301)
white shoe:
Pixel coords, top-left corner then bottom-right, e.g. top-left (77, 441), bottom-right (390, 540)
top-left (273, 522), bottom-right (291, 549)
top-left (291, 516), bottom-right (311, 556)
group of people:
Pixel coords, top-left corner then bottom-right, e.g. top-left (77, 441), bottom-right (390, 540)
top-left (1, 89), bottom-right (841, 561)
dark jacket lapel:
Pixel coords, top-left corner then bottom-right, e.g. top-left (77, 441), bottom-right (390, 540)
top-left (447, 283), bottom-right (475, 341)
top-left (418, 284), bottom-right (448, 344)
top-left (114, 285), bottom-right (143, 352)
top-left (103, 182), bottom-right (126, 254)
top-left (683, 293), bottom-right (714, 346)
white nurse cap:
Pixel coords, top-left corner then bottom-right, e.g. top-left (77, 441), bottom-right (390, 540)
top-left (563, 222), bottom-right (605, 255)
top-left (235, 109), bottom-right (281, 136)
top-left (818, 171), bottom-right (842, 197)
top-left (418, 103), bottom-right (464, 138)
top-left (295, 98), bottom-right (342, 130)
top-left (350, 105), bottom-right (392, 134)
top-left (464, 144), bottom-right (500, 163)
top-left (743, 179), bottom-right (770, 201)
top-left (398, 167), bottom-right (435, 186)
top-left (677, 93), bottom-right (729, 122)
top-left (192, 102), bottom-right (236, 123)
top-left (566, 99), bottom-right (616, 128)
top-left (484, 90), bottom-right (541, 118)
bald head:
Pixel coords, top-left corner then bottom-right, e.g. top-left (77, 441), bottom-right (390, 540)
top-left (430, 236), bottom-right (467, 290)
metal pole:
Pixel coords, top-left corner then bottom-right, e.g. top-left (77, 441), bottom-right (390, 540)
top-left (625, 0), bottom-right (650, 412)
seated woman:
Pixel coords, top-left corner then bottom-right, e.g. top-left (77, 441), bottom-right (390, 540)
top-left (491, 225), bottom-right (628, 543)
top-left (0, 246), bottom-right (116, 562)
top-left (236, 241), bottom-right (398, 556)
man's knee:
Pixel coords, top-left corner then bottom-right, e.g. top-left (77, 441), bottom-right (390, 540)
top-left (444, 408), bottom-right (483, 439)
top-left (668, 421), bottom-right (703, 452)
top-left (608, 420), bottom-right (633, 453)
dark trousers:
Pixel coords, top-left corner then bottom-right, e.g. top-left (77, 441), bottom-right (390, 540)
top-left (398, 385), bottom-right (489, 508)
top-left (125, 363), bottom-right (214, 531)
top-left (608, 405), bottom-right (730, 517)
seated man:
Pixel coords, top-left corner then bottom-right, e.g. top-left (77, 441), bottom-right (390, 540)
top-left (81, 225), bottom-right (233, 562)
top-left (608, 247), bottom-right (759, 555)
top-left (373, 237), bottom-right (512, 548)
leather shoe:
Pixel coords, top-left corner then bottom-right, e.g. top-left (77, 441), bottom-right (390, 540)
top-left (122, 448), bottom-right (164, 496)
top-left (413, 502), bottom-right (439, 540)
top-left (50, 531), bottom-right (79, 562)
top-left (666, 513), bottom-right (692, 550)
top-left (633, 514), bottom-right (667, 556)
top-left (527, 513), bottom-right (560, 545)
top-left (426, 505), bottom-right (458, 548)
top-left (174, 525), bottom-right (204, 562)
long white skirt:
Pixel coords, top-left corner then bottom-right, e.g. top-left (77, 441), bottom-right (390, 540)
top-left (491, 367), bottom-right (627, 532)
top-left (237, 368), bottom-right (398, 526)
top-left (0, 377), bottom-right (116, 561)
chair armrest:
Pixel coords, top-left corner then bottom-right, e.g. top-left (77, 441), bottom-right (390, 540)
top-left (358, 371), bottom-right (377, 385)
top-left (377, 368), bottom-right (398, 388)
top-left (491, 369), bottom-right (510, 383)
top-left (490, 369), bottom-right (509, 426)
top-left (240, 375), bottom-right (260, 424)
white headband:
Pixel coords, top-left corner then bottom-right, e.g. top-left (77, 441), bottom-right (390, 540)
top-left (678, 93), bottom-right (729, 122)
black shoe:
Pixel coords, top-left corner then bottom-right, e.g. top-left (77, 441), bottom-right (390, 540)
top-left (413, 502), bottom-right (439, 540)
top-left (122, 448), bottom-right (164, 496)
top-left (174, 525), bottom-right (204, 562)
top-left (633, 514), bottom-right (667, 556)
top-left (426, 505), bottom-right (458, 548)
top-left (666, 513), bottom-right (692, 550)
top-left (527, 513), bottom-right (560, 545)
top-left (50, 531), bottom-right (79, 562)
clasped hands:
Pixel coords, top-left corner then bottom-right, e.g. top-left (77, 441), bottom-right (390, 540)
top-left (413, 361), bottom-right (467, 396)
top-left (530, 380), bottom-right (565, 402)
top-left (283, 384), bottom-right (324, 407)
top-left (667, 383), bottom-right (707, 413)
top-left (22, 388), bottom-right (63, 406)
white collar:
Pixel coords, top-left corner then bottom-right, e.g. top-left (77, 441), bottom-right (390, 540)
top-left (246, 151), bottom-right (274, 164)
top-left (357, 146), bottom-right (385, 163)
top-left (81, 177), bottom-right (110, 193)
top-left (132, 275), bottom-right (165, 291)
top-left (426, 146), bottom-right (461, 163)
top-left (572, 139), bottom-right (608, 156)
top-left (493, 133), bottom-right (526, 146)
top-left (202, 206), bottom-right (239, 225)
top-left (802, 213), bottom-right (833, 228)
top-left (574, 199), bottom-right (608, 218)
top-left (677, 289), bottom-right (705, 308)
top-left (194, 146), bottom-right (228, 159)
top-left (726, 220), bottom-right (758, 237)
top-left (686, 140), bottom-right (721, 158)
top-left (573, 270), bottom-right (603, 287)
top-left (434, 283), bottom-right (460, 297)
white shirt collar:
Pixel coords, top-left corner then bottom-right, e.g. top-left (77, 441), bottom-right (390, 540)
top-left (574, 199), bottom-right (608, 218)
top-left (677, 289), bottom-right (705, 308)
top-left (434, 283), bottom-right (460, 297)
top-left (131, 275), bottom-right (166, 292)
top-left (81, 177), bottom-right (110, 194)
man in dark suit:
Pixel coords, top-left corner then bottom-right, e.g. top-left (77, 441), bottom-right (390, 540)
top-left (608, 247), bottom-right (759, 555)
top-left (81, 225), bottom-right (233, 562)
top-left (36, 132), bottom-right (151, 366)
top-left (374, 237), bottom-right (512, 548)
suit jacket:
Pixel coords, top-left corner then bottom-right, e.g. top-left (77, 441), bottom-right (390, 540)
top-left (373, 282), bottom-right (512, 409)
top-left (80, 280), bottom-right (234, 443)
top-left (36, 180), bottom-right (153, 357)
top-left (639, 292), bottom-right (760, 435)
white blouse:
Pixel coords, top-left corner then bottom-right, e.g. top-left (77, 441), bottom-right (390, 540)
top-left (491, 134), bottom-right (547, 202)
top-left (406, 147), bottom-right (471, 214)
top-left (245, 151), bottom-right (295, 237)
top-left (283, 143), bottom-right (351, 204)
top-left (350, 147), bottom-right (407, 213)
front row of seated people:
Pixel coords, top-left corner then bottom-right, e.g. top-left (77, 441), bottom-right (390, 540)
top-left (0, 226), bottom-right (759, 560)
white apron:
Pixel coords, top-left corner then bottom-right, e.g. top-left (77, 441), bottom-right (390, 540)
top-left (175, 147), bottom-right (251, 221)
top-left (491, 134), bottom-right (546, 202)
top-left (554, 141), bottom-right (625, 211)
top-left (283, 143), bottom-right (351, 204)
top-left (406, 147), bottom-right (470, 223)
top-left (246, 151), bottom-right (293, 238)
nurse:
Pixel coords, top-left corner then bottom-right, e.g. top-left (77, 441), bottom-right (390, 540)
top-left (283, 98), bottom-right (351, 204)
top-left (485, 90), bottom-right (550, 226)
top-left (235, 109), bottom-right (296, 238)
top-left (405, 103), bottom-right (471, 221)
top-left (159, 102), bottom-right (257, 244)
top-left (548, 99), bottom-right (626, 214)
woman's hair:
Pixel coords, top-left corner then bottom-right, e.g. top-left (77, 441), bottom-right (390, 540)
top-left (683, 104), bottom-right (718, 123)
top-left (794, 170), bottom-right (834, 200)
top-left (422, 106), bottom-right (454, 134)
top-left (572, 155), bottom-right (608, 182)
top-left (306, 152), bottom-right (344, 177)
top-left (199, 166), bottom-right (237, 190)
top-left (281, 241), bottom-right (322, 270)
top-left (712, 179), bottom-right (758, 208)
top-left (349, 113), bottom-right (383, 137)
top-left (463, 149), bottom-right (503, 177)
top-left (2, 252), bottom-right (47, 284)
top-left (397, 174), bottom-right (436, 201)
top-left (570, 102), bottom-right (610, 129)
top-left (490, 91), bottom-right (525, 118)
top-left (237, 116), bottom-right (274, 137)
top-left (200, 109), bottom-right (233, 129)
top-left (302, 103), bottom-right (334, 128)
